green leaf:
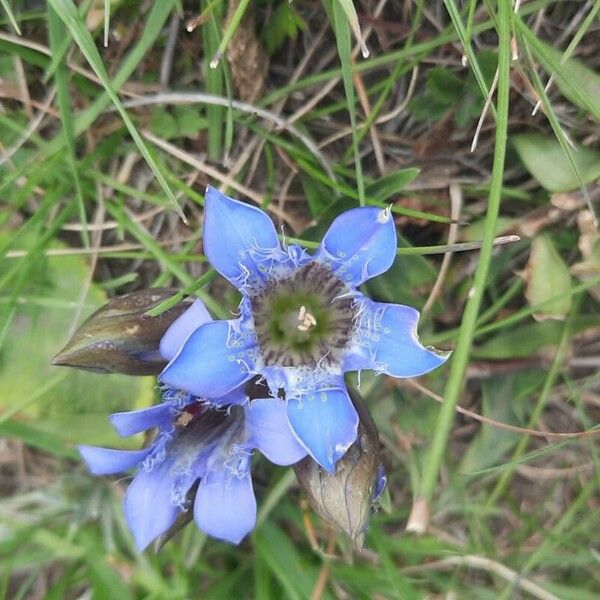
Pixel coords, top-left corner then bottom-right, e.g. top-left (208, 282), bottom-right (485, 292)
top-left (459, 375), bottom-right (520, 474)
top-left (300, 175), bottom-right (336, 219)
top-left (86, 556), bottom-right (135, 600)
top-left (0, 239), bottom-right (153, 450)
top-left (150, 108), bottom-right (179, 139)
top-left (262, 2), bottom-right (307, 55)
top-left (0, 419), bottom-right (78, 458)
top-left (254, 522), bottom-right (317, 600)
top-left (175, 105), bottom-right (208, 136)
top-left (524, 234), bottom-right (572, 320)
top-left (427, 68), bottom-right (465, 103)
top-left (366, 233), bottom-right (437, 307)
top-left (365, 168), bottom-right (420, 202)
top-left (473, 315), bottom-right (597, 360)
top-left (513, 133), bottom-right (600, 193)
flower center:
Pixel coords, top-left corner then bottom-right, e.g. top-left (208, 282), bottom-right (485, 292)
top-left (250, 262), bottom-right (355, 368)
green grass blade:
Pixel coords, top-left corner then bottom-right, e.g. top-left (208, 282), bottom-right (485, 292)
top-left (515, 17), bottom-right (600, 124)
top-left (47, 5), bottom-right (89, 248)
top-left (443, 0), bottom-right (496, 120)
top-left (330, 0), bottom-right (365, 205)
top-left (210, 0), bottom-right (250, 68)
top-left (0, 0), bottom-right (21, 34)
top-left (335, 0), bottom-right (369, 58)
top-left (518, 39), bottom-right (598, 222)
top-left (486, 304), bottom-right (576, 505)
top-left (418, 0), bottom-right (511, 509)
top-left (47, 0), bottom-right (185, 222)
top-left (103, 0), bottom-right (109, 47)
top-left (202, 0), bottom-right (226, 160)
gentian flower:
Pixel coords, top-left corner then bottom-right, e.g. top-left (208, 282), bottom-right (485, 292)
top-left (78, 300), bottom-right (306, 550)
top-left (161, 187), bottom-right (448, 473)
top-left (79, 387), bottom-right (306, 549)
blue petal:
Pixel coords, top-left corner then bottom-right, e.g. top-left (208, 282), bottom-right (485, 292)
top-left (160, 320), bottom-right (257, 398)
top-left (78, 445), bottom-right (151, 475)
top-left (316, 206), bottom-right (397, 286)
top-left (287, 386), bottom-right (359, 473)
top-left (160, 300), bottom-right (212, 361)
top-left (208, 385), bottom-right (248, 408)
top-left (349, 300), bottom-right (449, 377)
top-left (124, 460), bottom-right (185, 551)
top-left (245, 398), bottom-right (307, 466)
top-left (204, 186), bottom-right (283, 289)
top-left (372, 464), bottom-right (387, 501)
top-left (110, 404), bottom-right (173, 438)
top-left (194, 458), bottom-right (256, 544)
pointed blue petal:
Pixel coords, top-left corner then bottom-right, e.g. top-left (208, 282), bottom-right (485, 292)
top-left (350, 301), bottom-right (449, 377)
top-left (109, 404), bottom-right (173, 438)
top-left (160, 320), bottom-right (256, 398)
top-left (124, 460), bottom-right (183, 551)
top-left (194, 459), bottom-right (256, 544)
top-left (204, 186), bottom-right (283, 289)
top-left (316, 206), bottom-right (397, 286)
top-left (78, 445), bottom-right (150, 475)
top-left (160, 300), bottom-right (212, 361)
top-left (287, 386), bottom-right (359, 474)
top-left (246, 398), bottom-right (307, 466)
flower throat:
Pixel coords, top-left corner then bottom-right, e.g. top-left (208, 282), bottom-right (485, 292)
top-left (250, 262), bottom-right (355, 368)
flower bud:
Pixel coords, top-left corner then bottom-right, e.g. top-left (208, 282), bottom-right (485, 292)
top-left (293, 385), bottom-right (382, 548)
top-left (52, 289), bottom-right (192, 375)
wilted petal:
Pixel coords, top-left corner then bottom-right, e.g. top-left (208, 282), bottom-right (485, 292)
top-left (194, 458), bottom-right (257, 544)
top-left (160, 320), bottom-right (257, 398)
top-left (287, 386), bottom-right (359, 474)
top-left (347, 300), bottom-right (449, 377)
top-left (53, 289), bottom-right (192, 375)
top-left (316, 207), bottom-right (397, 287)
top-left (293, 386), bottom-right (381, 547)
top-left (78, 445), bottom-right (151, 475)
top-left (110, 404), bottom-right (174, 438)
top-left (204, 186), bottom-right (283, 289)
top-left (160, 300), bottom-right (212, 361)
top-left (246, 398), bottom-right (307, 466)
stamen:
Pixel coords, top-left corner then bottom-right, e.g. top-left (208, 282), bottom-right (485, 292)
top-left (297, 305), bottom-right (317, 332)
top-left (250, 262), bottom-right (356, 368)
top-left (175, 412), bottom-right (193, 427)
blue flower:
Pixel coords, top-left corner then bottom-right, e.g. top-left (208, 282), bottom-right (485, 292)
top-left (161, 187), bottom-right (449, 474)
top-left (79, 383), bottom-right (306, 550)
